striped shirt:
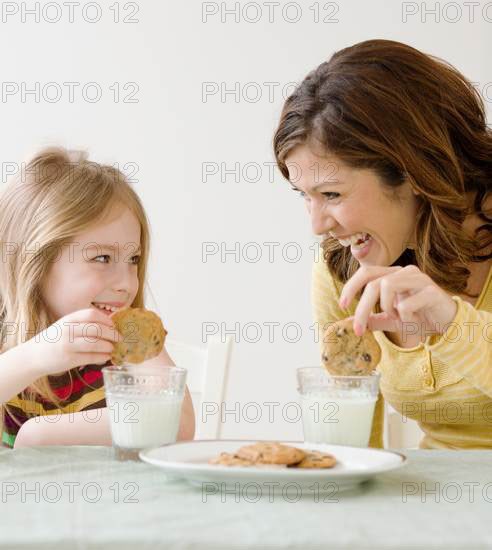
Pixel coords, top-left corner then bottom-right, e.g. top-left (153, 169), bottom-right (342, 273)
top-left (312, 258), bottom-right (492, 449)
top-left (1, 360), bottom-right (109, 448)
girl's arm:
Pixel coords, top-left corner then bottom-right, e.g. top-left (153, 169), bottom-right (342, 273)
top-left (13, 386), bottom-right (195, 448)
top-left (13, 344), bottom-right (196, 448)
top-left (0, 343), bottom-right (43, 405)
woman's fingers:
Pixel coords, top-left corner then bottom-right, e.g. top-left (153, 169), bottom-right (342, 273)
top-left (339, 265), bottom-right (402, 308)
top-left (345, 312), bottom-right (399, 333)
top-left (366, 312), bottom-right (400, 333)
top-left (395, 285), bottom-right (443, 330)
top-left (352, 278), bottom-right (383, 335)
top-left (353, 268), bottom-right (430, 334)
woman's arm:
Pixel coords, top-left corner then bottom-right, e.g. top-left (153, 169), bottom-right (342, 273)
top-left (340, 264), bottom-right (492, 397)
top-left (426, 297), bottom-right (492, 396)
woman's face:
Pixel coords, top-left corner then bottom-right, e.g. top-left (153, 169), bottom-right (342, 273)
top-left (285, 145), bottom-right (419, 267)
top-left (41, 203), bottom-right (141, 322)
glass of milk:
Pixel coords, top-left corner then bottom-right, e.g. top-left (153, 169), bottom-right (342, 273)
top-left (297, 367), bottom-right (380, 447)
top-left (102, 365), bottom-right (187, 461)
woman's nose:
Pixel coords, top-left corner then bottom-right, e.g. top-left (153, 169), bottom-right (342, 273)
top-left (309, 201), bottom-right (334, 236)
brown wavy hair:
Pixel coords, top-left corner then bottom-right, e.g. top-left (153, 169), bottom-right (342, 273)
top-left (273, 39), bottom-right (492, 297)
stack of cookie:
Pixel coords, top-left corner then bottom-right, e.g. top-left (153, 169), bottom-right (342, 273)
top-left (209, 442), bottom-right (336, 469)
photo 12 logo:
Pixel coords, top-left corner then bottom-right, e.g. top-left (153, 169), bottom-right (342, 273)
top-left (201, 2), bottom-right (340, 24)
top-left (1, 160), bottom-right (139, 184)
top-left (1, 481), bottom-right (139, 503)
top-left (202, 481), bottom-right (339, 503)
top-left (0, 82), bottom-right (139, 104)
top-left (402, 2), bottom-right (492, 23)
top-left (1, 2), bottom-right (140, 24)
top-left (201, 82), bottom-right (299, 104)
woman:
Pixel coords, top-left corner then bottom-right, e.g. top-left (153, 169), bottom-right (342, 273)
top-left (274, 39), bottom-right (492, 449)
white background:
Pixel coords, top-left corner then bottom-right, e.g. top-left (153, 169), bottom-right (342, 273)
top-left (0, 0), bottom-right (490, 440)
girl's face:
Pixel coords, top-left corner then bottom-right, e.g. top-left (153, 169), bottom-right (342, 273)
top-left (285, 145), bottom-right (419, 266)
top-left (41, 203), bottom-right (141, 322)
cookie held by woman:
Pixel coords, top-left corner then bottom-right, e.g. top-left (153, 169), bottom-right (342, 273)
top-left (322, 318), bottom-right (381, 376)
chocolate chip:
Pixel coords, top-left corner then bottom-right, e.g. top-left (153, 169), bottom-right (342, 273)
top-left (322, 354), bottom-right (328, 362)
top-left (362, 353), bottom-right (371, 362)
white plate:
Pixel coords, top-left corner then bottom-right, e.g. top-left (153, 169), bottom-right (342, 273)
top-left (139, 440), bottom-right (407, 493)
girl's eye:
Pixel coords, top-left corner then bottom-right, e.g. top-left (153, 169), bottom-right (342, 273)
top-left (93, 255), bottom-right (141, 264)
top-left (93, 255), bottom-right (110, 263)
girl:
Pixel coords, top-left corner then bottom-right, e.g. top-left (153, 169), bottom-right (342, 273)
top-left (274, 39), bottom-right (492, 449)
top-left (0, 147), bottom-right (195, 448)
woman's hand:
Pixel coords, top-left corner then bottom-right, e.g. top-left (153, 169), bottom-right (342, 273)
top-left (339, 265), bottom-right (458, 346)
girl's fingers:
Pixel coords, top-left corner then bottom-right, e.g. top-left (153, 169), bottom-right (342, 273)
top-left (73, 337), bottom-right (114, 354)
top-left (74, 322), bottom-right (122, 343)
top-left (82, 353), bottom-right (112, 366)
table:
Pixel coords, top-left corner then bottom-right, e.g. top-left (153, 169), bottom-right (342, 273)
top-left (1, 446), bottom-right (491, 549)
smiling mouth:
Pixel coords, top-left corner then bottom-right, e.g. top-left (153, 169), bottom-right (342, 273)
top-left (335, 232), bottom-right (372, 248)
top-left (91, 302), bottom-right (123, 313)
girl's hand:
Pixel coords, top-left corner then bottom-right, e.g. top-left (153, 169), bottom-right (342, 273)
top-left (137, 345), bottom-right (174, 368)
top-left (339, 265), bottom-right (458, 346)
top-left (22, 308), bottom-right (122, 377)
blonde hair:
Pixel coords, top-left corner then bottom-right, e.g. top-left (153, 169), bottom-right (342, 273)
top-left (0, 146), bottom-right (152, 441)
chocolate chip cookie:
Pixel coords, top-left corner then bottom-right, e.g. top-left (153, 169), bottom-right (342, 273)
top-left (208, 452), bottom-right (255, 467)
top-left (289, 450), bottom-right (337, 469)
top-left (236, 442), bottom-right (306, 466)
top-left (321, 318), bottom-right (381, 375)
top-left (110, 307), bottom-right (167, 365)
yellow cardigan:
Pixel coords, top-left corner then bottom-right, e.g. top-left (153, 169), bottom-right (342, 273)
top-left (312, 257), bottom-right (492, 449)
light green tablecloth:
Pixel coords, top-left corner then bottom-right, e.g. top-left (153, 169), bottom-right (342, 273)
top-left (1, 446), bottom-right (491, 549)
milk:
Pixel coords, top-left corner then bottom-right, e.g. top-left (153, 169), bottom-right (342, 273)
top-left (300, 392), bottom-right (377, 447)
top-left (106, 392), bottom-right (183, 449)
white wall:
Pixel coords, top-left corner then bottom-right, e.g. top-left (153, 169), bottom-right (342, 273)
top-left (0, 0), bottom-right (490, 441)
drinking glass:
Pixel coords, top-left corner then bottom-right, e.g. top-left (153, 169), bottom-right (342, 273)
top-left (297, 367), bottom-right (380, 447)
top-left (102, 365), bottom-right (187, 461)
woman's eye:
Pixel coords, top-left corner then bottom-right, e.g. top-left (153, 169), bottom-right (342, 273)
top-left (290, 187), bottom-right (340, 201)
top-left (322, 192), bottom-right (340, 200)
